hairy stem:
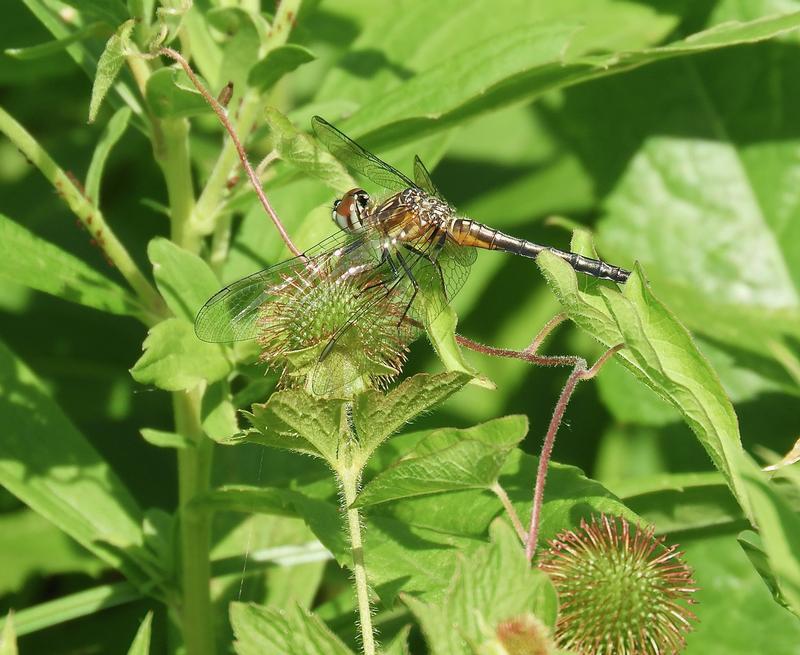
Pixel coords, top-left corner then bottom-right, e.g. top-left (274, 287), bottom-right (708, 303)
top-left (491, 481), bottom-right (527, 544)
top-left (174, 390), bottom-right (215, 655)
top-left (340, 467), bottom-right (376, 655)
top-left (525, 344), bottom-right (624, 560)
top-left (0, 104), bottom-right (163, 321)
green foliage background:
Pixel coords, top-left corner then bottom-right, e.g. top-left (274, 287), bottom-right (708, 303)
top-left (1, 1), bottom-right (800, 654)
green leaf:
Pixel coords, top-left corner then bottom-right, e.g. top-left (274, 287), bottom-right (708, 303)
top-left (0, 213), bottom-right (140, 316)
top-left (85, 106), bottom-right (131, 206)
top-left (682, 532), bottom-right (800, 653)
top-left (403, 520), bottom-right (558, 655)
top-left (4, 22), bottom-right (107, 60)
top-left (148, 237), bottom-right (220, 322)
top-left (139, 428), bottom-right (192, 449)
top-left (267, 107), bottom-right (356, 192)
top-left (353, 371), bottom-right (472, 464)
top-left (0, 612), bottom-right (16, 655)
top-left (213, 7), bottom-right (262, 92)
top-left (0, 510), bottom-right (104, 596)
top-left (249, 44), bottom-right (316, 91)
top-left (88, 19), bottom-right (135, 123)
top-left (0, 339), bottom-right (157, 587)
top-left (126, 611), bottom-right (152, 655)
top-left (354, 416), bottom-right (527, 507)
top-left (145, 68), bottom-right (211, 119)
top-left (130, 318), bottom-right (231, 391)
top-left (342, 13), bottom-right (800, 143)
top-left (424, 300), bottom-right (491, 389)
top-left (230, 602), bottom-right (354, 655)
top-left (537, 247), bottom-right (753, 522)
top-left (70, 0), bottom-right (130, 26)
top-left (1, 581), bottom-right (139, 636)
top-left (241, 389), bottom-right (344, 464)
top-left (736, 451), bottom-right (800, 616)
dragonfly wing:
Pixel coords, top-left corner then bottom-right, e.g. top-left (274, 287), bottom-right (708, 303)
top-left (194, 229), bottom-right (370, 343)
top-left (413, 155), bottom-right (444, 199)
top-left (312, 116), bottom-right (415, 193)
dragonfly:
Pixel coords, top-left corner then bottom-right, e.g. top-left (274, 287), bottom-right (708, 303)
top-left (195, 116), bottom-right (630, 393)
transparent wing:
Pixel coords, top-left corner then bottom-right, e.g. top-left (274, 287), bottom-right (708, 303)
top-left (413, 155), bottom-right (444, 199)
top-left (312, 116), bottom-right (415, 193)
top-left (307, 205), bottom-right (477, 395)
top-left (194, 229), bottom-right (379, 343)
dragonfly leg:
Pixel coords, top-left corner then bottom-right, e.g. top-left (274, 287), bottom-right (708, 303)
top-left (394, 250), bottom-right (421, 326)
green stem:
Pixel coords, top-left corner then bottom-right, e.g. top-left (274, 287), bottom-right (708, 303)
top-left (154, 117), bottom-right (198, 251)
top-left (192, 91), bottom-right (261, 237)
top-left (174, 390), bottom-right (215, 655)
top-left (0, 104), bottom-right (164, 320)
top-left (340, 467), bottom-right (376, 655)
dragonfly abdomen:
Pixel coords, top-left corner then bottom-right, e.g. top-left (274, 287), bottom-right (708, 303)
top-left (449, 218), bottom-right (630, 284)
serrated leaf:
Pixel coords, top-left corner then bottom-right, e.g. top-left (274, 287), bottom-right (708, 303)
top-left (266, 107), bottom-right (355, 192)
top-left (130, 318), bottom-right (231, 391)
top-left (85, 105), bottom-right (130, 205)
top-left (88, 19), bottom-right (134, 123)
top-left (145, 68), bottom-right (211, 119)
top-left (249, 44), bottom-right (316, 91)
top-left (355, 416), bottom-right (527, 507)
top-left (148, 238), bottom-right (220, 322)
top-left (403, 520), bottom-right (558, 655)
top-left (0, 213), bottom-right (140, 316)
top-left (126, 611), bottom-right (152, 655)
top-left (353, 371), bottom-right (471, 464)
top-left (0, 339), bottom-right (156, 588)
top-left (231, 602), bottom-right (354, 655)
top-left (537, 246), bottom-right (753, 522)
top-left (243, 390), bottom-right (345, 464)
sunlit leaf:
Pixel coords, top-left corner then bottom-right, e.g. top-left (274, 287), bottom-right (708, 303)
top-left (231, 602), bottom-right (354, 655)
top-left (130, 318), bottom-right (231, 391)
top-left (0, 213), bottom-right (140, 316)
top-left (148, 237), bottom-right (220, 322)
top-left (403, 520), bottom-right (558, 655)
top-left (249, 44), bottom-right (316, 91)
top-left (0, 339), bottom-right (157, 588)
top-left (355, 415), bottom-right (527, 507)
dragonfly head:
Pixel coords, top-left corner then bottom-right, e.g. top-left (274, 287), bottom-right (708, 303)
top-left (332, 188), bottom-right (370, 232)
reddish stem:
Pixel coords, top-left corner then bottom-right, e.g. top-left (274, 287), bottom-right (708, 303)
top-left (524, 344), bottom-right (623, 560)
top-left (158, 47), bottom-right (301, 257)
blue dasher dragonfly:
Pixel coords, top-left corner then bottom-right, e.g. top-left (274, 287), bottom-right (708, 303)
top-left (195, 117), bottom-right (629, 393)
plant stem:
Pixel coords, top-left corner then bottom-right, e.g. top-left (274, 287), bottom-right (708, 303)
top-left (525, 344), bottom-right (623, 561)
top-left (174, 390), bottom-right (215, 655)
top-left (0, 104), bottom-right (164, 320)
top-left (491, 481), bottom-right (527, 544)
top-left (158, 47), bottom-right (300, 256)
top-left (153, 116), bottom-right (198, 251)
top-left (340, 467), bottom-right (376, 655)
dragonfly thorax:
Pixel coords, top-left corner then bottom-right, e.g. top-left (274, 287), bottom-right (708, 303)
top-left (333, 188), bottom-right (370, 232)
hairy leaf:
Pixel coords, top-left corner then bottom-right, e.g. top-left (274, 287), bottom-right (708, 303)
top-left (88, 19), bottom-right (134, 123)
